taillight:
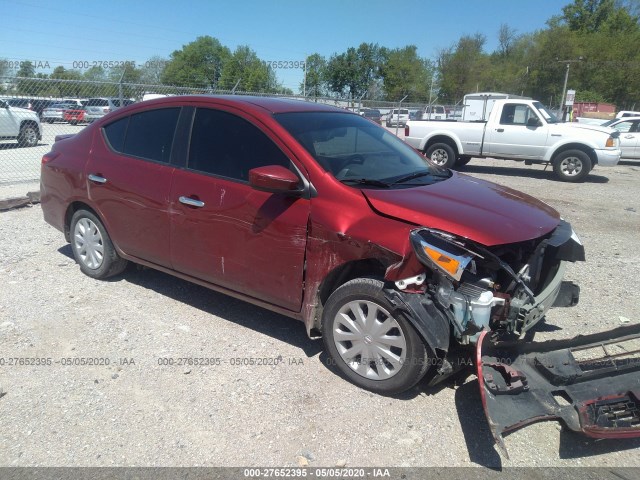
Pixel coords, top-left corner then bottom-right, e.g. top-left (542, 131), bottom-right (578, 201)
top-left (41, 152), bottom-right (60, 165)
top-left (404, 125), bottom-right (409, 137)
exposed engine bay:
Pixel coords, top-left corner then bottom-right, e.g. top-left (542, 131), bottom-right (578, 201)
top-left (406, 219), bottom-right (585, 344)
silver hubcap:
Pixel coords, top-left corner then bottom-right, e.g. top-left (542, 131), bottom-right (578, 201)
top-left (429, 148), bottom-right (448, 166)
top-left (333, 300), bottom-right (407, 380)
top-left (23, 128), bottom-right (36, 144)
top-left (559, 156), bottom-right (583, 176)
top-left (73, 218), bottom-right (104, 269)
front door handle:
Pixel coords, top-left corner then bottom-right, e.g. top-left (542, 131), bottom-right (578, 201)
top-left (496, 128), bottom-right (504, 132)
top-left (624, 134), bottom-right (635, 139)
top-left (88, 174), bottom-right (107, 184)
top-left (179, 196), bottom-right (205, 208)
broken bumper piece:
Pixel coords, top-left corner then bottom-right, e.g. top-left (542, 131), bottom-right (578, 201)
top-left (476, 324), bottom-right (640, 456)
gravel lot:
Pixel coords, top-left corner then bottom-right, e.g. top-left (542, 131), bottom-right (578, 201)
top-left (0, 157), bottom-right (639, 469)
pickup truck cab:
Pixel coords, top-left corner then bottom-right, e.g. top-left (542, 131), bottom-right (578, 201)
top-left (0, 98), bottom-right (42, 147)
top-left (405, 99), bottom-right (621, 182)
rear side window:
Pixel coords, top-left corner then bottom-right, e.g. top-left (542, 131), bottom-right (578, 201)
top-left (188, 108), bottom-right (290, 181)
top-left (122, 108), bottom-right (180, 163)
top-left (103, 117), bottom-right (129, 152)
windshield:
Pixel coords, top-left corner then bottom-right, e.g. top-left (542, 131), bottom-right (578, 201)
top-left (533, 102), bottom-right (559, 124)
top-left (274, 112), bottom-right (449, 188)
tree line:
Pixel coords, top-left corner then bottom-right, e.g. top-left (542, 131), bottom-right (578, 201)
top-left (1, 0), bottom-right (638, 108)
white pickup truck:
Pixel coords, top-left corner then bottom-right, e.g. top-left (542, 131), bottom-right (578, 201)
top-left (404, 98), bottom-right (621, 182)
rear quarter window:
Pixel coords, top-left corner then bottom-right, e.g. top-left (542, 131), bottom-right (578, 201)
top-left (103, 117), bottom-right (129, 152)
top-left (122, 108), bottom-right (180, 163)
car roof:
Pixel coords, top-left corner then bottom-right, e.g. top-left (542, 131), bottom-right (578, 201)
top-left (137, 95), bottom-right (349, 115)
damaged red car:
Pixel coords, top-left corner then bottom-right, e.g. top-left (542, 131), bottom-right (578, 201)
top-left (41, 96), bottom-right (640, 443)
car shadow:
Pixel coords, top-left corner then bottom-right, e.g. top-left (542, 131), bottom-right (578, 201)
top-left (454, 379), bottom-right (503, 468)
top-left (118, 263), bottom-right (321, 359)
top-left (0, 142), bottom-right (39, 150)
top-left (457, 163), bottom-right (610, 183)
top-left (558, 428), bottom-right (640, 458)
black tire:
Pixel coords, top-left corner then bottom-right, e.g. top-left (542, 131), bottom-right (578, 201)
top-left (70, 120), bottom-right (78, 126)
top-left (322, 278), bottom-right (431, 395)
top-left (17, 124), bottom-right (38, 147)
top-left (425, 143), bottom-right (456, 169)
top-left (69, 209), bottom-right (128, 279)
top-left (455, 155), bottom-right (472, 167)
top-left (46, 119), bottom-right (54, 124)
top-left (552, 149), bottom-right (592, 182)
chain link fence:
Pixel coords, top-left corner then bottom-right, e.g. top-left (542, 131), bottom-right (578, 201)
top-left (0, 76), bottom-right (436, 185)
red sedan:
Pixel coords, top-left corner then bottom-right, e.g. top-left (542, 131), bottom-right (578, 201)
top-left (62, 106), bottom-right (86, 125)
top-left (41, 96), bottom-right (640, 444)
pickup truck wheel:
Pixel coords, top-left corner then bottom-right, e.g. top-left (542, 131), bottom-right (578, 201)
top-left (17, 124), bottom-right (38, 147)
top-left (553, 150), bottom-right (592, 182)
top-left (425, 143), bottom-right (456, 169)
top-left (322, 278), bottom-right (431, 395)
top-left (70, 209), bottom-right (128, 279)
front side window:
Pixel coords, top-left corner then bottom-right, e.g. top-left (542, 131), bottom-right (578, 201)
top-left (187, 108), bottom-right (290, 181)
top-left (500, 104), bottom-right (537, 125)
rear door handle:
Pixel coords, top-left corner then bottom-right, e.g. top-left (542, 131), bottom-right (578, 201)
top-left (179, 196), bottom-right (205, 208)
top-left (496, 128), bottom-right (504, 132)
top-left (88, 174), bottom-right (107, 184)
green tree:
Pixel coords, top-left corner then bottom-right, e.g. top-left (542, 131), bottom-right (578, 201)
top-left (437, 34), bottom-right (489, 103)
top-left (17, 61), bottom-right (35, 78)
top-left (380, 46), bottom-right (433, 101)
top-left (219, 45), bottom-right (277, 92)
top-left (301, 53), bottom-right (327, 99)
top-left (161, 36), bottom-right (231, 88)
top-left (325, 43), bottom-right (386, 98)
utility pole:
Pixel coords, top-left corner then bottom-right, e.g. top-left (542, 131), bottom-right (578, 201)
top-left (557, 57), bottom-right (583, 120)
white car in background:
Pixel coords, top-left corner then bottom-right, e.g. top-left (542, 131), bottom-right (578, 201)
top-left (0, 98), bottom-right (42, 147)
top-left (601, 116), bottom-right (640, 160)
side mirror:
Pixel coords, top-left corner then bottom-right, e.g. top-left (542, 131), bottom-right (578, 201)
top-left (249, 165), bottom-right (302, 195)
top-left (527, 117), bottom-right (541, 127)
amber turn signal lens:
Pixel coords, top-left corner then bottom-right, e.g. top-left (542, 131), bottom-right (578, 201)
top-left (423, 246), bottom-right (460, 277)
top-left (606, 137), bottom-right (615, 147)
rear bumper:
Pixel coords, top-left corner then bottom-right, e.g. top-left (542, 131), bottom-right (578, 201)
top-left (595, 148), bottom-right (621, 166)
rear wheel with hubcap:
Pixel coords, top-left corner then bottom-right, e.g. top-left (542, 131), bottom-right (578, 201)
top-left (70, 209), bottom-right (128, 279)
top-left (322, 278), bottom-right (431, 395)
top-left (425, 143), bottom-right (456, 169)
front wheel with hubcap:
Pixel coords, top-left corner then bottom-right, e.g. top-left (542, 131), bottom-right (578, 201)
top-left (553, 150), bottom-right (592, 182)
top-left (17, 125), bottom-right (38, 147)
top-left (70, 209), bottom-right (128, 279)
top-left (322, 278), bottom-right (431, 395)
top-left (425, 143), bottom-right (456, 169)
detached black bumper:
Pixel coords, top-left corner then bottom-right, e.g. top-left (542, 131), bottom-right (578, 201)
top-left (476, 324), bottom-right (640, 457)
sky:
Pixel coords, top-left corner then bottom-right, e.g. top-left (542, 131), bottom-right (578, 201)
top-left (1, 0), bottom-right (570, 91)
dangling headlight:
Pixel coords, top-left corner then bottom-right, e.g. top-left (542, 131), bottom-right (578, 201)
top-left (410, 228), bottom-right (477, 281)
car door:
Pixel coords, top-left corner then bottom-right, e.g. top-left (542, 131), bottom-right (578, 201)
top-left (86, 107), bottom-right (181, 267)
top-left (484, 103), bottom-right (548, 159)
top-left (611, 119), bottom-right (640, 159)
top-left (169, 106), bottom-right (310, 311)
